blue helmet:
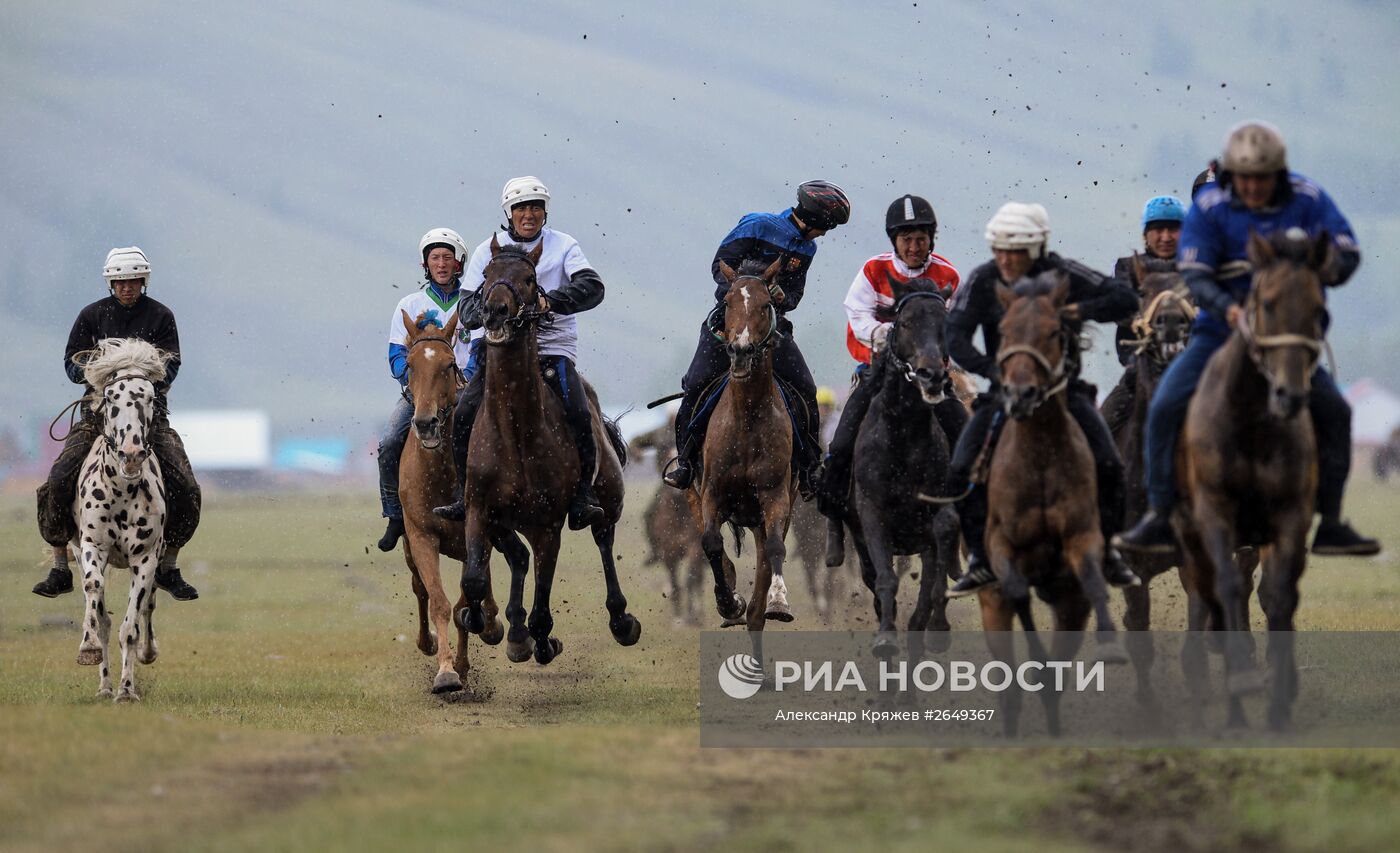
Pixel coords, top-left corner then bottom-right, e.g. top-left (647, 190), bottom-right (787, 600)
top-left (1141, 195), bottom-right (1186, 231)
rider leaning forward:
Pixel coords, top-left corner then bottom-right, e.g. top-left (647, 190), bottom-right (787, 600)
top-left (944, 203), bottom-right (1143, 596)
top-left (664, 180), bottom-right (851, 499)
top-left (817, 193), bottom-right (965, 518)
top-left (33, 247), bottom-right (202, 601)
top-left (433, 176), bottom-right (610, 530)
top-left (1117, 121), bottom-right (1380, 557)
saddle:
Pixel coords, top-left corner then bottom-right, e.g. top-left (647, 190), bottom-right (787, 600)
top-left (685, 373), bottom-right (813, 460)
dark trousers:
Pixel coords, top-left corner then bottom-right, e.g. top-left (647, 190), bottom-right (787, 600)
top-left (951, 383), bottom-right (1126, 558)
top-left (377, 395), bottom-right (414, 519)
top-left (449, 353), bottom-right (596, 490)
top-left (823, 358), bottom-right (968, 493)
top-left (674, 323), bottom-right (820, 469)
top-left (37, 412), bottom-right (201, 550)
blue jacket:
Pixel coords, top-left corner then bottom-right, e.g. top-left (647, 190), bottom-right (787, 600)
top-left (710, 209), bottom-right (818, 313)
top-left (1179, 173), bottom-right (1360, 335)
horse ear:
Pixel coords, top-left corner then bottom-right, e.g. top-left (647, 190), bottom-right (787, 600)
top-left (527, 242), bottom-right (544, 268)
top-left (401, 309), bottom-right (417, 338)
top-left (443, 311), bottom-right (460, 340)
top-left (489, 232), bottom-right (502, 257)
top-left (1246, 230), bottom-right (1274, 268)
top-left (1051, 271), bottom-right (1072, 306)
top-left (718, 261), bottom-right (737, 285)
top-left (1131, 251), bottom-right (1148, 289)
top-left (762, 257), bottom-right (783, 282)
top-left (996, 282), bottom-right (1016, 310)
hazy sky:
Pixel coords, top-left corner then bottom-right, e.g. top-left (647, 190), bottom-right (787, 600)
top-left (3, 1), bottom-right (1397, 444)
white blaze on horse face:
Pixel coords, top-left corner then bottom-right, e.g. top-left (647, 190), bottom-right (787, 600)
top-left (424, 348), bottom-right (437, 360)
top-left (737, 327), bottom-right (752, 347)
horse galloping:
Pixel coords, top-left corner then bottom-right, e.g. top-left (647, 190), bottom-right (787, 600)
top-left (981, 274), bottom-right (1128, 736)
top-left (1173, 229), bottom-right (1331, 730)
top-left (689, 258), bottom-right (798, 656)
top-left (69, 339), bottom-right (173, 702)
top-left (457, 237), bottom-right (640, 666)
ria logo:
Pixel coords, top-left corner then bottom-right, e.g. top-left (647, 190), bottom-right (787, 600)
top-left (717, 653), bottom-right (764, 699)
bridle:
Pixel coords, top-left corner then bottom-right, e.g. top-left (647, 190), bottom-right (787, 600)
top-left (1238, 289), bottom-right (1323, 389)
top-left (98, 373), bottom-right (155, 455)
top-left (1126, 286), bottom-right (1197, 363)
top-left (403, 334), bottom-right (463, 427)
top-left (483, 253), bottom-right (553, 333)
top-left (885, 290), bottom-right (949, 388)
top-left (711, 276), bottom-right (781, 361)
top-left (997, 329), bottom-right (1070, 412)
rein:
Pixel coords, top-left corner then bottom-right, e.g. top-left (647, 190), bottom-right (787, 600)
top-left (483, 253), bottom-right (554, 333)
top-left (1125, 287), bottom-right (1197, 359)
top-left (997, 336), bottom-right (1070, 402)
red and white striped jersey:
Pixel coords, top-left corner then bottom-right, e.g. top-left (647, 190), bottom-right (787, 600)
top-left (844, 251), bottom-right (960, 364)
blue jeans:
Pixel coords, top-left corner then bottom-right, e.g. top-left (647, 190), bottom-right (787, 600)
top-left (1143, 326), bottom-right (1352, 516)
top-left (377, 395), bottom-right (414, 519)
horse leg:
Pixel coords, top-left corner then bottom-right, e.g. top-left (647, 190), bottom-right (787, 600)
top-left (1259, 518), bottom-right (1308, 731)
top-left (1196, 512), bottom-right (1259, 708)
top-left (1065, 531), bottom-right (1128, 665)
top-left (459, 505), bottom-right (495, 637)
top-left (483, 527), bottom-right (524, 647)
top-left (699, 498), bottom-right (744, 624)
top-left (114, 552), bottom-right (158, 703)
top-left (922, 509), bottom-right (959, 655)
top-left (746, 525), bottom-right (773, 664)
top-left (404, 545), bottom-right (436, 656)
top-left (525, 528), bottom-right (565, 666)
top-left (825, 516), bottom-right (846, 568)
top-left (76, 540), bottom-right (113, 694)
top-left (593, 522), bottom-right (642, 646)
top-left (1043, 595), bottom-right (1092, 738)
top-left (857, 506), bottom-right (899, 658)
top-left (406, 528), bottom-right (463, 694)
top-left (137, 553), bottom-right (159, 666)
top-left (761, 492), bottom-right (794, 624)
top-left (1122, 581), bottom-right (1156, 706)
top-left (503, 532), bottom-right (534, 664)
top-left (664, 557), bottom-right (683, 620)
top-left (978, 587), bottom-right (1021, 738)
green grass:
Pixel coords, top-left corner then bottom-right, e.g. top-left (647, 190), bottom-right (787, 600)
top-left (3, 477), bottom-right (1400, 852)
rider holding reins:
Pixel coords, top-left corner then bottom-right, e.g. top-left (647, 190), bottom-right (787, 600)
top-left (944, 203), bottom-right (1143, 596)
top-left (1117, 121), bottom-right (1380, 557)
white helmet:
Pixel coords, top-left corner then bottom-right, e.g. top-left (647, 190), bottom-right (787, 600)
top-left (501, 176), bottom-right (550, 214)
top-left (984, 202), bottom-right (1050, 259)
top-left (103, 246), bottom-right (151, 283)
top-left (419, 228), bottom-right (468, 264)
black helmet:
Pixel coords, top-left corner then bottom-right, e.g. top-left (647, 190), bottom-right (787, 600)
top-left (885, 194), bottom-right (937, 243)
top-left (794, 180), bottom-right (851, 231)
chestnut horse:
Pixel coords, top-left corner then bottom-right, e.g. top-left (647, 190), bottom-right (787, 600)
top-left (689, 258), bottom-right (797, 657)
top-left (457, 238), bottom-right (640, 666)
top-left (980, 273), bottom-right (1127, 736)
top-left (396, 311), bottom-right (530, 693)
top-left (1173, 229), bottom-right (1329, 730)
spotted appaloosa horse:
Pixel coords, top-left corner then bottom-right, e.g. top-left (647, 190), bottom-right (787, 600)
top-left (70, 338), bottom-right (172, 702)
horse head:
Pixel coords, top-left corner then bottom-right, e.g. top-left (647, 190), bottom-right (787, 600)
top-left (1244, 228), bottom-right (1329, 419)
top-left (401, 309), bottom-right (462, 450)
top-left (716, 257), bottom-right (783, 380)
top-left (480, 233), bottom-right (545, 346)
top-left (996, 271), bottom-right (1072, 419)
top-left (886, 283), bottom-right (952, 404)
top-left (79, 338), bottom-right (171, 481)
top-left (1131, 254), bottom-right (1194, 366)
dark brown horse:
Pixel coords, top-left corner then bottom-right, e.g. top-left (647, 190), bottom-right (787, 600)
top-left (633, 420), bottom-right (707, 623)
top-left (1173, 230), bottom-right (1329, 730)
top-left (397, 311), bottom-right (531, 693)
top-left (457, 237), bottom-right (640, 666)
top-left (689, 257), bottom-right (797, 656)
top-left (980, 273), bottom-right (1127, 737)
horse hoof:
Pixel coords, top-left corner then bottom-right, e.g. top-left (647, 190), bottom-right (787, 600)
top-left (872, 633), bottom-right (899, 659)
top-left (418, 637), bottom-right (438, 656)
top-left (1227, 668), bottom-right (1266, 697)
top-left (115, 689), bottom-right (140, 704)
top-left (138, 645), bottom-right (159, 666)
top-left (480, 617), bottom-right (505, 646)
top-left (1095, 642), bottom-right (1130, 666)
top-left (506, 634), bottom-right (535, 663)
top-left (461, 605), bottom-right (486, 635)
top-left (96, 687), bottom-right (114, 700)
top-left (432, 671), bottom-right (464, 694)
top-left (927, 629), bottom-right (952, 655)
top-left (611, 615), bottom-right (642, 647)
top-left (534, 637), bottom-right (563, 665)
top-left (764, 601), bottom-right (795, 623)
top-left (717, 593), bottom-right (746, 622)
top-left (76, 648), bottom-right (102, 667)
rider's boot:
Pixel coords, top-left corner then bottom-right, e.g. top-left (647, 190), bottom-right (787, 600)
top-left (1312, 517), bottom-right (1382, 556)
top-left (1114, 509), bottom-right (1177, 555)
top-left (32, 553), bottom-right (73, 598)
top-left (378, 516), bottom-right (406, 552)
top-left (1101, 546), bottom-right (1142, 588)
top-left (948, 549), bottom-right (998, 598)
top-left (155, 550), bottom-right (199, 601)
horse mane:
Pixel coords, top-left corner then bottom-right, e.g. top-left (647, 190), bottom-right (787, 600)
top-left (78, 338), bottom-right (172, 399)
top-left (735, 257), bottom-right (775, 278)
top-left (494, 244), bottom-right (534, 264)
top-left (1139, 257), bottom-right (1177, 276)
top-left (1010, 270), bottom-right (1062, 299)
top-left (1263, 229), bottom-right (1316, 265)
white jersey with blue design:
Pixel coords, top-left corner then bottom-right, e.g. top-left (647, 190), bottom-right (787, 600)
top-left (464, 227), bottom-right (590, 362)
top-left (386, 283), bottom-right (473, 383)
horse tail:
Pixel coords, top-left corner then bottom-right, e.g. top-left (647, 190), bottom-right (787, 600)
top-left (602, 410), bottom-right (629, 469)
top-left (727, 522), bottom-right (745, 556)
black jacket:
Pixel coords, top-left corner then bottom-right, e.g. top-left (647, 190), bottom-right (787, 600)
top-left (946, 252), bottom-right (1138, 382)
top-left (65, 295), bottom-right (181, 396)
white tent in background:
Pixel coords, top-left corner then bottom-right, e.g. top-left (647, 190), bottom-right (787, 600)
top-left (1343, 379), bottom-right (1400, 446)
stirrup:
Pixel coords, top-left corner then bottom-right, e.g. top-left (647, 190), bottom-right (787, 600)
top-left (663, 459), bottom-right (693, 490)
top-left (433, 500), bottom-right (466, 521)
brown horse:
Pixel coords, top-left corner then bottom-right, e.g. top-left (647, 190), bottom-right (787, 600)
top-left (457, 237), bottom-right (640, 666)
top-left (980, 273), bottom-right (1127, 736)
top-left (689, 257), bottom-right (797, 656)
top-left (1173, 230), bottom-right (1329, 730)
top-left (396, 311), bottom-right (522, 693)
top-left (633, 420), bottom-right (707, 623)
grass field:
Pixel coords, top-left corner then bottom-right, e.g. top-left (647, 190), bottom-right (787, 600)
top-left (3, 476), bottom-right (1400, 852)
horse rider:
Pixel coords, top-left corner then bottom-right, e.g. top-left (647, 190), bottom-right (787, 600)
top-left (662, 180), bottom-right (852, 499)
top-left (375, 228), bottom-right (476, 552)
top-left (816, 193), bottom-right (964, 519)
top-left (1117, 121), bottom-right (1380, 557)
top-left (32, 247), bottom-right (201, 601)
top-left (433, 176), bottom-right (610, 530)
top-left (944, 203), bottom-right (1143, 596)
top-left (1101, 195), bottom-right (1189, 435)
